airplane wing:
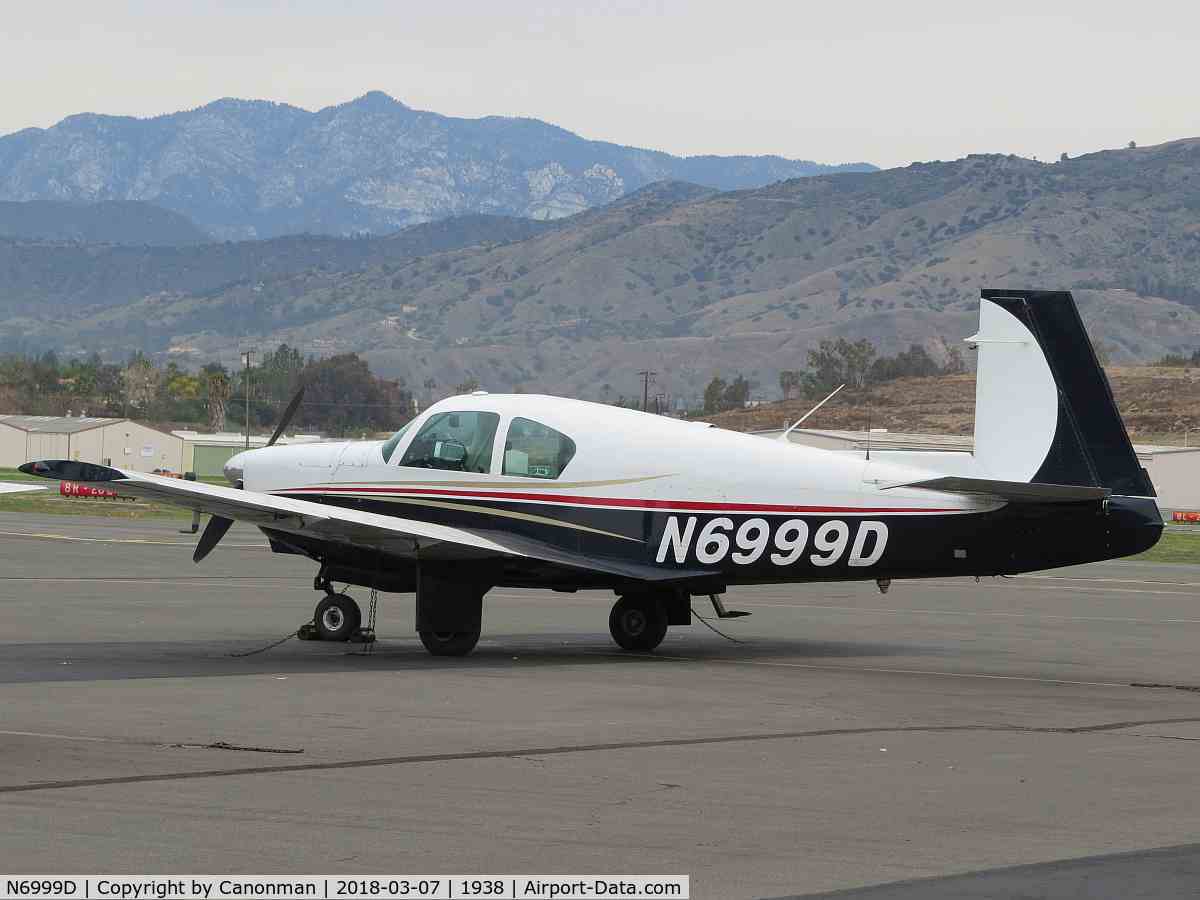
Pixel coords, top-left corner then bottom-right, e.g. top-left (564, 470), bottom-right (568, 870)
top-left (0, 483), bottom-right (45, 494)
top-left (18, 460), bottom-right (704, 583)
top-left (882, 475), bottom-right (1111, 503)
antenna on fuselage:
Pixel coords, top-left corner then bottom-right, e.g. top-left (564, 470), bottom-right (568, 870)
top-left (777, 384), bottom-right (845, 443)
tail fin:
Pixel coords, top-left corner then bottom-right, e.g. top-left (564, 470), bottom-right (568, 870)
top-left (971, 289), bottom-right (1154, 497)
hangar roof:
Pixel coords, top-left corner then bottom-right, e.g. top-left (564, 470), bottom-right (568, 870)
top-left (0, 415), bottom-right (124, 434)
top-left (171, 430), bottom-right (323, 447)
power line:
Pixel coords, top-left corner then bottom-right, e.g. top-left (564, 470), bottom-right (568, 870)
top-left (240, 349), bottom-right (255, 449)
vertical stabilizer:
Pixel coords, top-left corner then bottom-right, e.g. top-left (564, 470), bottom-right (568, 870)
top-left (971, 289), bottom-right (1154, 497)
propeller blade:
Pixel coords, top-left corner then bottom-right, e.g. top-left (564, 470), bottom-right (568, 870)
top-left (268, 386), bottom-right (306, 448)
top-left (193, 515), bottom-right (234, 563)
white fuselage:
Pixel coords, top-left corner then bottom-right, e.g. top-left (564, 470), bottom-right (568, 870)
top-left (229, 393), bottom-right (992, 520)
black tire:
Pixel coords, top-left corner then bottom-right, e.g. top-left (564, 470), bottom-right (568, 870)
top-left (419, 627), bottom-right (481, 657)
top-left (609, 594), bottom-right (668, 652)
top-left (314, 593), bottom-right (361, 641)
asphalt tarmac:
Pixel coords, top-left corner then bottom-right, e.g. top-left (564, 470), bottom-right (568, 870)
top-left (3, 512), bottom-right (1200, 899)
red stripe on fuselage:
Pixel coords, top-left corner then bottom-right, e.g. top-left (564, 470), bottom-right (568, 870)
top-left (277, 485), bottom-right (963, 514)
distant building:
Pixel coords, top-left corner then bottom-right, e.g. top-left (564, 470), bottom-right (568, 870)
top-left (0, 415), bottom-right (182, 473)
top-left (173, 431), bottom-right (323, 478)
top-left (764, 427), bottom-right (974, 454)
top-left (759, 427), bottom-right (1200, 512)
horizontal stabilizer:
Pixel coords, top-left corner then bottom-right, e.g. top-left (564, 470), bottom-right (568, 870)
top-left (883, 476), bottom-right (1110, 504)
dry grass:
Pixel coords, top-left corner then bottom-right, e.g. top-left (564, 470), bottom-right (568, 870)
top-left (703, 366), bottom-right (1200, 446)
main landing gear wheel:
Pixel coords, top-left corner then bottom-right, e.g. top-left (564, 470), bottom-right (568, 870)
top-left (609, 594), bottom-right (668, 652)
top-left (314, 593), bottom-right (361, 642)
top-left (418, 627), bottom-right (481, 657)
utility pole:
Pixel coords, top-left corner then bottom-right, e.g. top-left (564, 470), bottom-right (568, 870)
top-left (241, 349), bottom-right (254, 449)
top-left (637, 370), bottom-right (656, 412)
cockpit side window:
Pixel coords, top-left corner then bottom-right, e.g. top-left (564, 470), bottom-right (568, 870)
top-left (502, 417), bottom-right (576, 479)
top-left (398, 411), bottom-right (500, 473)
top-left (380, 420), bottom-right (414, 464)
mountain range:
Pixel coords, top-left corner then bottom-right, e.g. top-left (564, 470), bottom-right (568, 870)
top-left (4, 139), bottom-right (1200, 404)
top-left (0, 199), bottom-right (208, 245)
top-left (0, 92), bottom-right (874, 239)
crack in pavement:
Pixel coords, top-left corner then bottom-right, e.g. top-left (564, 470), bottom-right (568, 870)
top-left (4, 716), bottom-right (1200, 796)
top-left (169, 740), bottom-right (304, 754)
top-left (1135, 733), bottom-right (1200, 742)
top-left (1131, 682), bottom-right (1200, 693)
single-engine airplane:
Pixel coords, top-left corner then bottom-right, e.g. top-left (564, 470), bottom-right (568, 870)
top-left (20, 290), bottom-right (1162, 656)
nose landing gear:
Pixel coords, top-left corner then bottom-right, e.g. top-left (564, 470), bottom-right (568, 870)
top-left (299, 572), bottom-right (375, 643)
top-left (314, 593), bottom-right (361, 641)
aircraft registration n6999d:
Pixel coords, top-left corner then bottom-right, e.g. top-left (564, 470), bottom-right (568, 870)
top-left (21, 289), bottom-right (1163, 657)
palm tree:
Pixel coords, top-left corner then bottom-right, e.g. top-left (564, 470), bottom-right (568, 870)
top-left (205, 371), bottom-right (232, 431)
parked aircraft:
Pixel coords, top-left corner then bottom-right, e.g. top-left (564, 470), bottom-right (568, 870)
top-left (21, 290), bottom-right (1162, 656)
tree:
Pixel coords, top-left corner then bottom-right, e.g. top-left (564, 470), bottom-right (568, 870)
top-left (121, 357), bottom-right (161, 413)
top-left (869, 344), bottom-right (941, 382)
top-left (455, 377), bottom-right (481, 394)
top-left (803, 338), bottom-right (876, 396)
top-left (779, 370), bottom-right (802, 400)
top-left (203, 366), bottom-right (232, 432)
top-left (942, 344), bottom-right (967, 375)
top-left (723, 374), bottom-right (751, 410)
top-left (164, 362), bottom-right (202, 402)
top-left (0, 382), bottom-right (19, 414)
top-left (301, 353), bottom-right (412, 435)
top-left (703, 376), bottom-right (728, 414)
top-left (1153, 348), bottom-right (1200, 367)
top-left (701, 375), bottom-right (752, 413)
top-left (259, 343), bottom-right (305, 402)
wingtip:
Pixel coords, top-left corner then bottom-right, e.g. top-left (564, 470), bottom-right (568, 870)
top-left (18, 460), bottom-right (124, 482)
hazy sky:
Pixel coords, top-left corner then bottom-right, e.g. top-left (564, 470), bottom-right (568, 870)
top-left (4, 0), bottom-right (1197, 169)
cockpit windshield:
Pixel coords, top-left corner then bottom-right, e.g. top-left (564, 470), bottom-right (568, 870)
top-left (380, 420), bottom-right (413, 464)
top-left (399, 411), bottom-right (500, 472)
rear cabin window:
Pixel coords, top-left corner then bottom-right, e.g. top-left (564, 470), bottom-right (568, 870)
top-left (398, 411), bottom-right (500, 473)
top-left (502, 417), bottom-right (576, 479)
